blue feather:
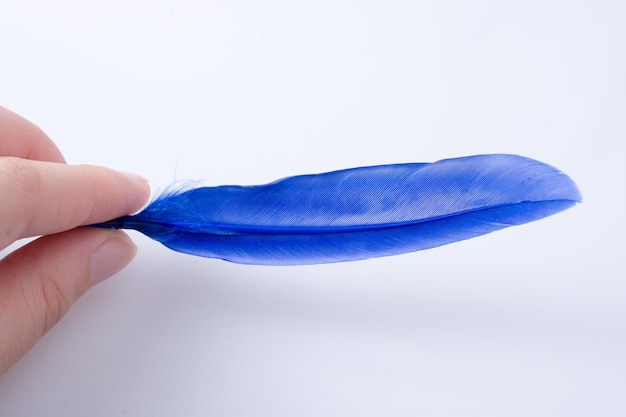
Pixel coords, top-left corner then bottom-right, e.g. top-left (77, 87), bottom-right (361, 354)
top-left (93, 154), bottom-right (581, 265)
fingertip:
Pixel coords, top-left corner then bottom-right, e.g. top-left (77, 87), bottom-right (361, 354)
top-left (118, 171), bottom-right (151, 213)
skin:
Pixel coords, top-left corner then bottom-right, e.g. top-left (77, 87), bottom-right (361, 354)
top-left (0, 106), bottom-right (150, 374)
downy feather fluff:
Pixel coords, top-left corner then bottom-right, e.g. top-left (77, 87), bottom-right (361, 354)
top-left (93, 154), bottom-right (581, 265)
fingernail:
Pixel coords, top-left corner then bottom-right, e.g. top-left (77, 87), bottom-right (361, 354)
top-left (121, 171), bottom-right (149, 187)
top-left (90, 233), bottom-right (137, 286)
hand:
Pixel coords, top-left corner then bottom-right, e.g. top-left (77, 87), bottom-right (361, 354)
top-left (0, 107), bottom-right (150, 374)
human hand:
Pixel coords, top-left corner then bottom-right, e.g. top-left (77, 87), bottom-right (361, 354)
top-left (0, 106), bottom-right (150, 374)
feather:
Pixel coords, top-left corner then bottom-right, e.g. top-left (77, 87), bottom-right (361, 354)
top-left (93, 154), bottom-right (581, 265)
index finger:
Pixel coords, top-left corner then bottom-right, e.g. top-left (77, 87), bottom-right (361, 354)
top-left (0, 157), bottom-right (150, 250)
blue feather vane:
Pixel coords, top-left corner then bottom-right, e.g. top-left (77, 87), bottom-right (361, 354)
top-left (93, 154), bottom-right (581, 265)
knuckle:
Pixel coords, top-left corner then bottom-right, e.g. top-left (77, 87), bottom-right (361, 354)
top-left (0, 157), bottom-right (42, 247)
top-left (0, 158), bottom-right (42, 246)
top-left (38, 275), bottom-right (73, 335)
top-left (0, 157), bottom-right (42, 196)
top-left (6, 257), bottom-right (75, 338)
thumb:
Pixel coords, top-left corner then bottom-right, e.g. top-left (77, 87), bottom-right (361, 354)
top-left (0, 227), bottom-right (136, 374)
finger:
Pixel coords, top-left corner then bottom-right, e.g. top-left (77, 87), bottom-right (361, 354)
top-left (0, 157), bottom-right (150, 249)
top-left (0, 227), bottom-right (137, 374)
top-left (0, 106), bottom-right (65, 162)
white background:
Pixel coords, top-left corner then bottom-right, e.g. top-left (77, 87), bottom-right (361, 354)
top-left (0, 0), bottom-right (624, 416)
